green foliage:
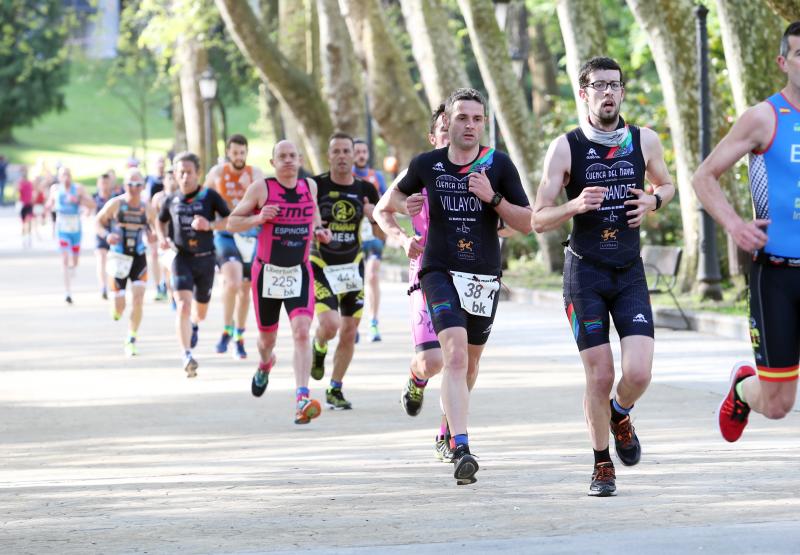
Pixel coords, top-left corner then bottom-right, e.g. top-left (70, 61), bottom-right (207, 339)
top-left (0, 0), bottom-right (75, 140)
top-left (134, 0), bottom-right (259, 108)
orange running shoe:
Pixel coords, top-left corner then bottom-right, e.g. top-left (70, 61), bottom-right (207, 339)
top-left (295, 397), bottom-right (322, 425)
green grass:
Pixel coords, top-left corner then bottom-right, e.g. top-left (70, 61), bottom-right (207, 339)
top-left (2, 58), bottom-right (273, 191)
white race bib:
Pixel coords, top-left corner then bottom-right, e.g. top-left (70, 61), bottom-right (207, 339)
top-left (262, 263), bottom-right (303, 299)
top-left (450, 271), bottom-right (500, 317)
top-left (57, 214), bottom-right (80, 233)
top-left (108, 251), bottom-right (134, 279)
top-left (233, 234), bottom-right (257, 264)
top-left (159, 248), bottom-right (177, 269)
top-left (323, 262), bottom-right (363, 295)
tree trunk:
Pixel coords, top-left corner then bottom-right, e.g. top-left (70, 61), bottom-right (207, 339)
top-left (717, 0), bottom-right (785, 115)
top-left (764, 0), bottom-right (800, 20)
top-left (176, 36), bottom-right (214, 170)
top-left (399, 0), bottom-right (469, 109)
top-left (317, 0), bottom-right (364, 137)
top-left (458, 0), bottom-right (566, 272)
top-left (258, 81), bottom-right (285, 143)
top-left (557, 0), bottom-right (607, 122)
top-left (339, 0), bottom-right (430, 167)
top-left (215, 0), bottom-right (333, 172)
top-left (278, 0), bottom-right (311, 157)
top-left (170, 76), bottom-right (187, 154)
top-left (528, 20), bottom-right (559, 118)
top-left (626, 0), bottom-right (701, 290)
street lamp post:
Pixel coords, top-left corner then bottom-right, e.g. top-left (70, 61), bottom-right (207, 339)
top-left (695, 5), bottom-right (723, 300)
top-left (198, 69), bottom-right (218, 173)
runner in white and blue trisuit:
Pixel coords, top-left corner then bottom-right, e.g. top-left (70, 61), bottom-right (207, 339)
top-left (694, 21), bottom-right (800, 445)
top-left (46, 166), bottom-right (95, 304)
top-left (534, 57), bottom-right (675, 497)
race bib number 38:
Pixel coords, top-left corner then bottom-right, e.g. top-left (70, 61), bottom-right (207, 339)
top-left (450, 271), bottom-right (500, 317)
top-left (262, 263), bottom-right (302, 299)
top-left (323, 262), bottom-right (362, 295)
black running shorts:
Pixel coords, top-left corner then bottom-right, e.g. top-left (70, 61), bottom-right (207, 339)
top-left (420, 270), bottom-right (499, 346)
top-left (172, 251), bottom-right (216, 304)
top-left (748, 262), bottom-right (800, 382)
top-left (563, 252), bottom-right (654, 351)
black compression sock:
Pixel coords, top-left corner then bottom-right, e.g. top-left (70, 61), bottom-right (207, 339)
top-left (593, 447), bottom-right (612, 466)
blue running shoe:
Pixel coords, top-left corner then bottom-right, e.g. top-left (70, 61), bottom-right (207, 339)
top-left (234, 339), bottom-right (247, 360)
top-left (216, 332), bottom-right (231, 354)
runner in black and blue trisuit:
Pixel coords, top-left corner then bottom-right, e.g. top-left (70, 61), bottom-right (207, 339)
top-left (96, 168), bottom-right (155, 357)
top-left (381, 88), bottom-right (532, 486)
top-left (534, 57), bottom-right (675, 497)
top-left (157, 152), bottom-right (230, 377)
top-left (694, 21), bottom-right (800, 447)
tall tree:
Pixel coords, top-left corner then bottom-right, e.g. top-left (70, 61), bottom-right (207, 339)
top-left (528, 19), bottom-right (559, 118)
top-left (458, 0), bottom-right (565, 271)
top-left (278, 0), bottom-right (313, 154)
top-left (317, 0), bottom-right (365, 136)
top-left (215, 0), bottom-right (334, 171)
top-left (399, 0), bottom-right (470, 108)
top-left (0, 0), bottom-right (73, 142)
top-left (626, 0), bottom-right (701, 288)
top-left (716, 0), bottom-right (785, 115)
top-left (339, 0), bottom-right (430, 166)
top-left (176, 36), bottom-right (215, 169)
top-left (556, 0), bottom-right (607, 121)
top-left (764, 0), bottom-right (800, 20)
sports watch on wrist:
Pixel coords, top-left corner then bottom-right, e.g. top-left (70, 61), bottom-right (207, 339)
top-left (489, 192), bottom-right (504, 207)
top-left (652, 193), bottom-right (662, 211)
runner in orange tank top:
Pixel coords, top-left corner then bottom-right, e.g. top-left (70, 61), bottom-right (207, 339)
top-left (204, 134), bottom-right (265, 360)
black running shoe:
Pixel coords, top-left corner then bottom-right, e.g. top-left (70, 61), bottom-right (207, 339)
top-left (310, 341), bottom-right (327, 381)
top-left (65, 295), bottom-right (73, 305)
top-left (451, 444), bottom-right (479, 485)
top-left (588, 462), bottom-right (616, 497)
top-left (326, 387), bottom-right (352, 410)
top-left (610, 415), bottom-right (641, 466)
top-left (401, 378), bottom-right (424, 416)
top-left (190, 324), bottom-right (199, 349)
top-left (251, 368), bottom-right (269, 397)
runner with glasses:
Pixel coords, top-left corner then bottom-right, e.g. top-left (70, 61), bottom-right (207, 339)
top-left (533, 57), bottom-right (675, 497)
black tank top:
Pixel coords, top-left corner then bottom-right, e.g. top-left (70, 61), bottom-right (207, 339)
top-left (566, 124), bottom-right (645, 267)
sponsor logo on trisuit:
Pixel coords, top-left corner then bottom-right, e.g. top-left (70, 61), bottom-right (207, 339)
top-left (632, 313), bottom-right (648, 323)
top-left (433, 162), bottom-right (445, 172)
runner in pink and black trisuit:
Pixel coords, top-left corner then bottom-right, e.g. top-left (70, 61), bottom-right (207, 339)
top-left (227, 140), bottom-right (332, 425)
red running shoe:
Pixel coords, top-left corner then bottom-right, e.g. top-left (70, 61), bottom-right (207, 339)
top-left (718, 362), bottom-right (756, 442)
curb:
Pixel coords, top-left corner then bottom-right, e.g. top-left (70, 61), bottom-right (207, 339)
top-left (380, 263), bottom-right (749, 341)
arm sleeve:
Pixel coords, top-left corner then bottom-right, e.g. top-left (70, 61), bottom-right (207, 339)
top-left (158, 196), bottom-right (171, 222)
top-left (395, 156), bottom-right (424, 196)
top-left (498, 153), bottom-right (530, 208)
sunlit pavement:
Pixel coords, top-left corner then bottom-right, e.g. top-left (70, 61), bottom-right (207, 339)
top-left (1, 206), bottom-right (798, 554)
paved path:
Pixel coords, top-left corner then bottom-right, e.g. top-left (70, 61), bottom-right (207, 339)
top-left (0, 207), bottom-right (798, 554)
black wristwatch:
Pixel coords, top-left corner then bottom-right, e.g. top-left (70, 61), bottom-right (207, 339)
top-left (652, 193), bottom-right (662, 211)
top-left (489, 192), bottom-right (503, 207)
